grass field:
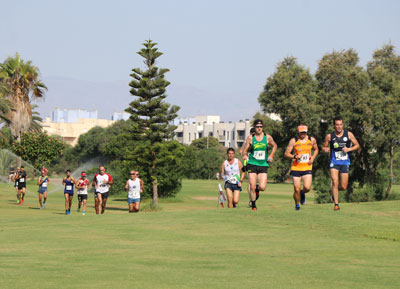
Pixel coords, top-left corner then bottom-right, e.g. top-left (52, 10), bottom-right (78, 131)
top-left (1, 179), bottom-right (399, 289)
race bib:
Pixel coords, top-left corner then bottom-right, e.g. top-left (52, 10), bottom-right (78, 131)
top-left (20, 178), bottom-right (25, 182)
top-left (227, 175), bottom-right (239, 184)
top-left (42, 182), bottom-right (47, 187)
top-left (298, 154), bottom-right (310, 163)
top-left (253, 151), bottom-right (266, 160)
top-left (66, 185), bottom-right (72, 190)
top-left (335, 151), bottom-right (348, 161)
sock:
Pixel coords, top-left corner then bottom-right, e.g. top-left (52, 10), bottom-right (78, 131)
top-left (251, 201), bottom-right (256, 209)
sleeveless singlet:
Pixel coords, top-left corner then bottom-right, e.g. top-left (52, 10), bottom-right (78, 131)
top-left (248, 135), bottom-right (269, 167)
top-left (291, 137), bottom-right (313, 172)
top-left (39, 177), bottom-right (48, 189)
top-left (64, 177), bottom-right (74, 193)
top-left (128, 179), bottom-right (141, 199)
top-left (77, 178), bottom-right (89, 195)
top-left (330, 130), bottom-right (351, 165)
top-left (224, 158), bottom-right (240, 184)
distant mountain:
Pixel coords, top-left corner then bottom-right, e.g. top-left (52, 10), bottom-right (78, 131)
top-left (33, 77), bottom-right (260, 121)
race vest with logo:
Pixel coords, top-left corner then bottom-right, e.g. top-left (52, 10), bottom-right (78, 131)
top-left (330, 130), bottom-right (351, 165)
top-left (77, 178), bottom-right (89, 195)
top-left (95, 173), bottom-right (112, 193)
top-left (248, 135), bottom-right (269, 167)
top-left (39, 177), bottom-right (48, 189)
top-left (291, 137), bottom-right (313, 172)
top-left (224, 158), bottom-right (240, 184)
top-left (64, 178), bottom-right (74, 193)
top-left (128, 179), bottom-right (141, 199)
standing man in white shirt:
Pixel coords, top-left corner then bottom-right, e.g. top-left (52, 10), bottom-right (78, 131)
top-left (125, 170), bottom-right (144, 213)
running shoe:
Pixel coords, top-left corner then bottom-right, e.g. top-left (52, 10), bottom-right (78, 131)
top-left (40, 206), bottom-right (43, 210)
top-left (67, 211), bottom-right (71, 215)
top-left (255, 185), bottom-right (260, 200)
top-left (300, 190), bottom-right (306, 205)
top-left (248, 201), bottom-right (252, 208)
top-left (77, 207), bottom-right (80, 213)
top-left (334, 204), bottom-right (340, 211)
top-left (43, 202), bottom-right (46, 208)
top-left (65, 210), bottom-right (68, 215)
top-left (295, 204), bottom-right (300, 211)
top-left (22, 199), bottom-right (24, 204)
top-left (82, 211), bottom-right (86, 216)
top-left (18, 202), bottom-right (21, 205)
top-left (252, 207), bottom-right (257, 211)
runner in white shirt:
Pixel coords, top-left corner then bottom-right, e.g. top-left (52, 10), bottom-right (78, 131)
top-left (76, 172), bottom-right (90, 215)
top-left (220, 148), bottom-right (245, 208)
top-left (125, 170), bottom-right (144, 213)
top-left (93, 166), bottom-right (113, 215)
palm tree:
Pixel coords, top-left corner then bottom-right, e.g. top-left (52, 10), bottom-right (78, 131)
top-left (0, 53), bottom-right (47, 142)
top-left (29, 104), bottom-right (43, 133)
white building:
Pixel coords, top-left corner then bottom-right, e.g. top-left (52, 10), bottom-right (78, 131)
top-left (174, 116), bottom-right (251, 148)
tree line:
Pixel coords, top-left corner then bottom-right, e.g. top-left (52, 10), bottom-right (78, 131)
top-left (1, 43), bottom-right (399, 205)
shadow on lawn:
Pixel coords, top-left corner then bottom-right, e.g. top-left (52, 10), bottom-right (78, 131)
top-left (106, 206), bottom-right (128, 212)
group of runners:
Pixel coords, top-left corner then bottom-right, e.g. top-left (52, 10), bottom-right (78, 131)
top-left (12, 165), bottom-right (144, 215)
top-left (219, 116), bottom-right (359, 211)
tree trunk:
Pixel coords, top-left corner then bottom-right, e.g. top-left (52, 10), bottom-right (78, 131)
top-left (7, 89), bottom-right (32, 141)
top-left (152, 176), bottom-right (158, 208)
top-left (384, 144), bottom-right (394, 200)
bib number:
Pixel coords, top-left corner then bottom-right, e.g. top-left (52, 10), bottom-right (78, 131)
top-left (253, 151), bottom-right (266, 160)
top-left (227, 175), bottom-right (239, 184)
top-left (42, 182), bottom-right (47, 187)
top-left (20, 178), bottom-right (25, 182)
top-left (335, 151), bottom-right (348, 161)
top-left (298, 154), bottom-right (310, 163)
top-left (66, 185), bottom-right (72, 190)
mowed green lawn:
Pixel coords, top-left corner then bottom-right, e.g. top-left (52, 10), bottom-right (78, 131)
top-left (0, 179), bottom-right (399, 289)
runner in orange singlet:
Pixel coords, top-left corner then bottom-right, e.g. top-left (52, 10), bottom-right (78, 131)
top-left (284, 124), bottom-right (319, 210)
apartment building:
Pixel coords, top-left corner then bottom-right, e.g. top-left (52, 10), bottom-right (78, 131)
top-left (174, 116), bottom-right (252, 148)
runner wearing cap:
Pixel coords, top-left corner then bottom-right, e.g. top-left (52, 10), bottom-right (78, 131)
top-left (284, 124), bottom-right (319, 210)
top-left (125, 170), bottom-right (144, 213)
top-left (93, 166), bottom-right (113, 214)
top-left (76, 172), bottom-right (90, 215)
top-left (322, 116), bottom-right (360, 211)
top-left (241, 119), bottom-right (277, 211)
top-left (220, 148), bottom-right (245, 208)
top-left (62, 170), bottom-right (76, 215)
top-left (37, 170), bottom-right (49, 209)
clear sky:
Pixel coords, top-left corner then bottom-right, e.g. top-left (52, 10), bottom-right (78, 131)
top-left (1, 0), bottom-right (399, 120)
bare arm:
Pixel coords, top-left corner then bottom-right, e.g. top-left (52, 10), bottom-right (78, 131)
top-left (37, 177), bottom-right (41, 186)
top-left (124, 180), bottom-right (129, 191)
top-left (284, 138), bottom-right (296, 159)
top-left (140, 179), bottom-right (144, 192)
top-left (241, 135), bottom-right (253, 160)
top-left (220, 162), bottom-right (225, 180)
top-left (322, 134), bottom-right (331, 153)
top-left (343, 131), bottom-right (360, 153)
top-left (238, 160), bottom-right (245, 187)
top-left (267, 134), bottom-right (278, 162)
top-left (310, 137), bottom-right (319, 164)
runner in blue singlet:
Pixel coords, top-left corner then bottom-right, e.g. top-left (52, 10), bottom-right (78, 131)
top-left (322, 116), bottom-right (360, 211)
top-left (62, 170), bottom-right (76, 215)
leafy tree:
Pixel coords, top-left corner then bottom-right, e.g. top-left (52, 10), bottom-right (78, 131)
top-left (258, 58), bottom-right (320, 182)
top-left (315, 49), bottom-right (375, 200)
top-left (125, 40), bottom-right (181, 206)
top-left (72, 126), bottom-right (107, 163)
top-left (11, 132), bottom-right (65, 171)
top-left (0, 53), bottom-right (47, 142)
top-left (367, 44), bottom-right (400, 199)
top-left (29, 104), bottom-right (43, 133)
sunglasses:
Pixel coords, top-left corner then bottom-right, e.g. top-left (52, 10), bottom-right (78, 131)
top-left (255, 126), bottom-right (263, 128)
top-left (130, 173), bottom-right (137, 175)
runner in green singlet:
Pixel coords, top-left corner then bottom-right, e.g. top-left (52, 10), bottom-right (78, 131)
top-left (241, 119), bottom-right (277, 211)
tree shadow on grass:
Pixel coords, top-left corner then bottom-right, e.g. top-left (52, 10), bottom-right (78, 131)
top-left (28, 207), bottom-right (41, 210)
top-left (106, 206), bottom-right (128, 212)
top-left (112, 198), bottom-right (127, 202)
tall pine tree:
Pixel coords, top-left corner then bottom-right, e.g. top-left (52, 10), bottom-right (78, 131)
top-left (126, 40), bottom-right (180, 207)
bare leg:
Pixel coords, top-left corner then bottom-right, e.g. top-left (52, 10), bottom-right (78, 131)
top-left (225, 188), bottom-right (233, 208)
top-left (292, 177), bottom-right (302, 205)
top-left (330, 169), bottom-right (340, 204)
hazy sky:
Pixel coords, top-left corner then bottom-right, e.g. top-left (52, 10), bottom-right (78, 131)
top-left (1, 0), bottom-right (399, 120)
